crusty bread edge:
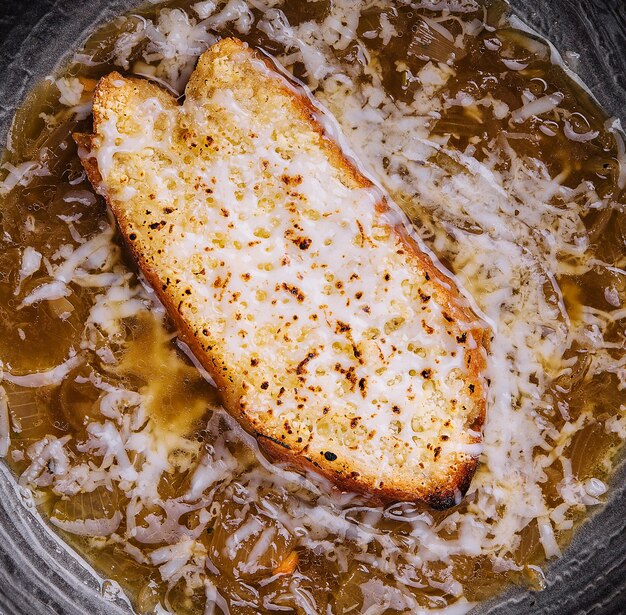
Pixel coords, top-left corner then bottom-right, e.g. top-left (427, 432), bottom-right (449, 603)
top-left (75, 38), bottom-right (489, 508)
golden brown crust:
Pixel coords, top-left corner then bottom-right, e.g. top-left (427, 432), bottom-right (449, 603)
top-left (207, 40), bottom-right (489, 502)
top-left (258, 434), bottom-right (478, 509)
top-left (224, 37), bottom-right (489, 439)
top-left (76, 38), bottom-right (490, 508)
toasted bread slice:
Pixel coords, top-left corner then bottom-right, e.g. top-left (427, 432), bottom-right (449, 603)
top-left (76, 38), bottom-right (489, 508)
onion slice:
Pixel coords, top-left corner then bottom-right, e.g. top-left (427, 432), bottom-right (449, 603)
top-left (563, 119), bottom-right (599, 143)
top-left (0, 386), bottom-right (9, 457)
top-left (50, 511), bottom-right (122, 537)
top-left (2, 354), bottom-right (82, 388)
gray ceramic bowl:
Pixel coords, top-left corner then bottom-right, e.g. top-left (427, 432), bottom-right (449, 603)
top-left (0, 1), bottom-right (625, 613)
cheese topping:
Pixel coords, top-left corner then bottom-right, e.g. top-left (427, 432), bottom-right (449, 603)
top-left (93, 57), bottom-right (486, 488)
top-left (1, 1), bottom-right (625, 614)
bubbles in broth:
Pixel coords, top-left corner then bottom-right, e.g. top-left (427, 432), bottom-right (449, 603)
top-left (1, 0), bottom-right (625, 613)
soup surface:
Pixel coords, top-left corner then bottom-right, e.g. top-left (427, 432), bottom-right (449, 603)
top-left (1, 0), bottom-right (625, 613)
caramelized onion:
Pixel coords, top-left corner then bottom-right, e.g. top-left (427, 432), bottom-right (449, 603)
top-left (50, 511), bottom-right (122, 537)
top-left (563, 119), bottom-right (599, 143)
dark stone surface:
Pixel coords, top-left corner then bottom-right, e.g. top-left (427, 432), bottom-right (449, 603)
top-left (0, 1), bottom-right (624, 613)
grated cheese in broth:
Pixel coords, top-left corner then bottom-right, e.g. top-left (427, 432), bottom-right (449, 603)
top-left (15, 246), bottom-right (42, 294)
top-left (1, 1), bottom-right (625, 613)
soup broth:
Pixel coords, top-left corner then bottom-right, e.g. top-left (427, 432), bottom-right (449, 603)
top-left (1, 0), bottom-right (625, 613)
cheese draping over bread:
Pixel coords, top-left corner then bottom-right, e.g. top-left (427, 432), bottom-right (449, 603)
top-left (76, 38), bottom-right (489, 507)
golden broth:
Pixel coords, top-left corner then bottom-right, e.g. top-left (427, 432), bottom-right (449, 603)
top-left (1, 1), bottom-right (625, 613)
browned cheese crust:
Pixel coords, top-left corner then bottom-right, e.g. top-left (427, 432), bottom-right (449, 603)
top-left (75, 37), bottom-right (490, 509)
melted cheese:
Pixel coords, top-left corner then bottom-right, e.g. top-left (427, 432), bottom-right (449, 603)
top-left (93, 47), bottom-right (487, 486)
top-left (3, 1), bottom-right (626, 613)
